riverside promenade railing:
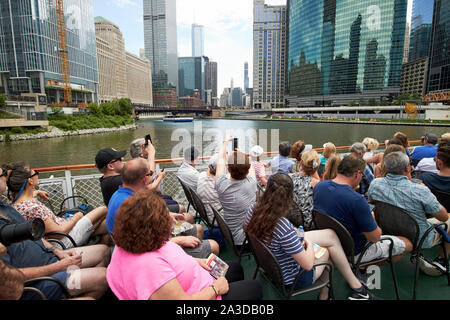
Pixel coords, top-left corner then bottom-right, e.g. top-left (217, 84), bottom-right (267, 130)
top-left (1, 140), bottom-right (423, 212)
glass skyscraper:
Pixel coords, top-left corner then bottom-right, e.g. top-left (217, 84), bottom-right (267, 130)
top-left (191, 24), bottom-right (204, 57)
top-left (286, 0), bottom-right (407, 106)
top-left (408, 0), bottom-right (434, 62)
top-left (143, 0), bottom-right (178, 90)
top-left (178, 56), bottom-right (205, 99)
top-left (0, 0), bottom-right (98, 103)
top-left (427, 0), bottom-right (449, 92)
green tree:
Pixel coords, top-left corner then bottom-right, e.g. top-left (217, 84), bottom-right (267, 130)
top-left (368, 98), bottom-right (377, 106)
top-left (100, 102), bottom-right (116, 116)
top-left (87, 102), bottom-right (101, 116)
top-left (0, 94), bottom-right (6, 109)
top-left (117, 98), bottom-right (133, 115)
top-left (359, 98), bottom-right (366, 106)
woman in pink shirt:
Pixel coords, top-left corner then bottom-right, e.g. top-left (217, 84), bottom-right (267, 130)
top-left (106, 189), bottom-right (262, 300)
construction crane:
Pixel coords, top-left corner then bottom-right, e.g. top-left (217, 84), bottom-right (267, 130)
top-left (55, 0), bottom-right (72, 103)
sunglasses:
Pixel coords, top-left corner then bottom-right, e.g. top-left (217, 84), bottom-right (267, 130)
top-left (0, 170), bottom-right (7, 178)
top-left (29, 170), bottom-right (39, 179)
top-left (145, 171), bottom-right (154, 177)
top-left (109, 158), bottom-right (122, 165)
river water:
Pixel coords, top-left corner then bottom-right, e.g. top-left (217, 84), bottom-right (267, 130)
top-left (0, 119), bottom-right (448, 175)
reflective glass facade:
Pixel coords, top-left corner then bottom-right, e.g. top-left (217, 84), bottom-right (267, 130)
top-left (287, 0), bottom-right (407, 98)
top-left (408, 0), bottom-right (434, 62)
top-left (427, 0), bottom-right (450, 92)
top-left (143, 0), bottom-right (178, 89)
top-left (178, 56), bottom-right (205, 99)
top-left (0, 0), bottom-right (98, 97)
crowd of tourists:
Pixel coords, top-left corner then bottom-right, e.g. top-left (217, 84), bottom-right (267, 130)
top-left (0, 130), bottom-right (449, 300)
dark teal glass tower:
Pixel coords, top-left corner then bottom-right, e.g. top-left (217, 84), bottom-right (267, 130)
top-left (427, 0), bottom-right (450, 92)
top-left (286, 0), bottom-right (407, 105)
top-left (408, 0), bottom-right (434, 62)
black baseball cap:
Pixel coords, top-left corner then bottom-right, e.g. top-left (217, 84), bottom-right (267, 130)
top-left (95, 148), bottom-right (127, 168)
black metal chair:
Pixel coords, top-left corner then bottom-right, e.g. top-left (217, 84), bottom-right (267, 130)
top-left (176, 176), bottom-right (199, 222)
top-left (286, 201), bottom-right (311, 231)
top-left (247, 232), bottom-right (334, 300)
top-left (210, 205), bottom-right (252, 262)
top-left (313, 208), bottom-right (400, 299)
top-left (430, 189), bottom-right (450, 211)
top-left (22, 276), bottom-right (72, 300)
top-left (189, 186), bottom-right (216, 232)
top-left (372, 200), bottom-right (449, 300)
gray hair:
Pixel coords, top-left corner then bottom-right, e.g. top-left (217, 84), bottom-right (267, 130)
top-left (350, 142), bottom-right (367, 154)
top-left (130, 138), bottom-right (145, 159)
top-left (384, 151), bottom-right (410, 175)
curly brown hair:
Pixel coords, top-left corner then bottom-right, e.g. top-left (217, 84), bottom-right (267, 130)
top-left (244, 173), bottom-right (293, 244)
top-left (113, 190), bottom-right (173, 253)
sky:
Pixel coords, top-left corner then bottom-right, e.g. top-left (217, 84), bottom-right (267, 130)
top-left (93, 0), bottom-right (413, 98)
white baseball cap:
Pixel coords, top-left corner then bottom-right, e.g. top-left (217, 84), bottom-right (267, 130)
top-left (250, 145), bottom-right (264, 158)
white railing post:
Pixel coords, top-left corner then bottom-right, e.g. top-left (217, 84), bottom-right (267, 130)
top-left (64, 169), bottom-right (75, 208)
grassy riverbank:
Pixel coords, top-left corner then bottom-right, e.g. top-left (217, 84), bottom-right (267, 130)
top-left (47, 113), bottom-right (134, 131)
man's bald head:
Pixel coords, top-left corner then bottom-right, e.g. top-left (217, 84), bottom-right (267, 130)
top-left (121, 158), bottom-right (148, 187)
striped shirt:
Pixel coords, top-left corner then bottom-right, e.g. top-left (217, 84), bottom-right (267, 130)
top-left (245, 204), bottom-right (304, 285)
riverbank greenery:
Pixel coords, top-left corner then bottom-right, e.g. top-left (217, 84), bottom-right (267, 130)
top-left (0, 110), bottom-right (21, 119)
top-left (46, 98), bottom-right (134, 131)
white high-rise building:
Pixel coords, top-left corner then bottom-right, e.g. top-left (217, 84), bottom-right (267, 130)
top-left (253, 0), bottom-right (286, 109)
top-left (143, 0), bottom-right (178, 90)
top-left (192, 24), bottom-right (204, 57)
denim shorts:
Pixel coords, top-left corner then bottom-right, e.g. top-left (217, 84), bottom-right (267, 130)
top-left (21, 271), bottom-right (67, 300)
top-left (291, 268), bottom-right (316, 290)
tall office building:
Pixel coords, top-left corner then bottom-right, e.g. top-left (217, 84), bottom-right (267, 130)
top-left (192, 24), bottom-right (204, 57)
top-left (427, 0), bottom-right (450, 92)
top-left (286, 0), bottom-right (408, 107)
top-left (95, 17), bottom-right (152, 105)
top-left (205, 58), bottom-right (218, 104)
top-left (143, 0), bottom-right (178, 90)
top-left (408, 0), bottom-right (434, 63)
top-left (95, 17), bottom-right (128, 101)
top-left (253, 0), bottom-right (287, 109)
top-left (0, 0), bottom-right (98, 104)
top-left (178, 56), bottom-right (205, 99)
top-left (244, 62), bottom-right (249, 91)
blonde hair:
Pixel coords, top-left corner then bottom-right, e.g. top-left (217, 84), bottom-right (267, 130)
top-left (323, 154), bottom-right (343, 180)
top-left (362, 137), bottom-right (379, 152)
top-left (301, 150), bottom-right (320, 176)
top-left (322, 142), bottom-right (336, 159)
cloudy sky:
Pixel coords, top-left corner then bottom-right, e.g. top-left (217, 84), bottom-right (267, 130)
top-left (94, 0), bottom-right (412, 98)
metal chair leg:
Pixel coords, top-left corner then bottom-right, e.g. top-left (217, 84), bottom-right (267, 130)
top-left (389, 259), bottom-right (400, 300)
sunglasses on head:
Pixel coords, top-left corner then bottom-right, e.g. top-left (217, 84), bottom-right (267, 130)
top-left (0, 170), bottom-right (7, 178)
